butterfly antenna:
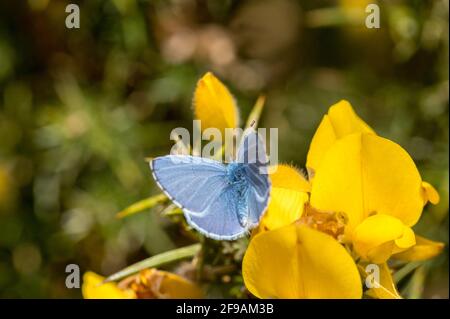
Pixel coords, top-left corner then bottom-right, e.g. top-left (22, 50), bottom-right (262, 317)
top-left (245, 95), bottom-right (265, 129)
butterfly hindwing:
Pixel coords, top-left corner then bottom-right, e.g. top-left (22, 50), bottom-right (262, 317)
top-left (185, 186), bottom-right (249, 240)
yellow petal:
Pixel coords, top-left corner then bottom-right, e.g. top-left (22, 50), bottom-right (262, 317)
top-left (306, 100), bottom-right (375, 175)
top-left (257, 165), bottom-right (310, 233)
top-left (193, 72), bottom-right (239, 135)
top-left (392, 235), bottom-right (445, 261)
top-left (421, 181), bottom-right (440, 205)
top-left (82, 272), bottom-right (135, 299)
top-left (361, 262), bottom-right (402, 299)
top-left (353, 214), bottom-right (416, 264)
top-left (270, 164), bottom-right (311, 193)
top-left (243, 224), bottom-right (362, 299)
top-left (310, 133), bottom-right (426, 231)
top-left (137, 269), bottom-right (204, 299)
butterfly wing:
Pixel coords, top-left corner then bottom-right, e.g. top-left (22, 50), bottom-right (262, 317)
top-left (184, 187), bottom-right (250, 240)
top-left (151, 155), bottom-right (248, 240)
top-left (237, 129), bottom-right (268, 171)
top-left (245, 164), bottom-right (271, 226)
top-left (150, 155), bottom-right (228, 216)
top-left (237, 130), bottom-right (271, 226)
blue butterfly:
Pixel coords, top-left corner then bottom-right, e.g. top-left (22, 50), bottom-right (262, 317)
top-left (150, 129), bottom-right (271, 240)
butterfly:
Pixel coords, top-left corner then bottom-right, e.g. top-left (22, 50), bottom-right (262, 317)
top-left (149, 129), bottom-right (271, 240)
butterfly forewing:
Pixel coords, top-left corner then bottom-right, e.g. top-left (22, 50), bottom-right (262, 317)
top-left (151, 155), bottom-right (228, 215)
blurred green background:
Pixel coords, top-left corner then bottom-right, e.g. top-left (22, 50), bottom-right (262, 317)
top-left (0, 0), bottom-right (448, 298)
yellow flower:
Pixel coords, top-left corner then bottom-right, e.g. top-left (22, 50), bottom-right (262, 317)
top-left (242, 100), bottom-right (443, 299)
top-left (82, 272), bottom-right (135, 299)
top-left (243, 223), bottom-right (362, 298)
top-left (308, 100), bottom-right (441, 263)
top-left (194, 72), bottom-right (240, 136)
top-left (306, 100), bottom-right (375, 178)
top-left (82, 269), bottom-right (203, 299)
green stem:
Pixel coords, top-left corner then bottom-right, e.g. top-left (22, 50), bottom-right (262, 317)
top-left (103, 243), bottom-right (201, 282)
top-left (116, 193), bottom-right (167, 218)
top-left (393, 261), bottom-right (423, 283)
top-left (196, 236), bottom-right (206, 281)
top-left (245, 95), bottom-right (266, 129)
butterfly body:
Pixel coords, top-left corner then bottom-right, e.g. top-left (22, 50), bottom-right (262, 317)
top-left (227, 163), bottom-right (251, 227)
top-left (150, 130), bottom-right (271, 240)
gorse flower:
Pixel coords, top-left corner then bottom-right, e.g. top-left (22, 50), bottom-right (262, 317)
top-left (243, 100), bottom-right (444, 299)
top-left (82, 272), bottom-right (135, 299)
top-left (308, 101), bottom-right (441, 262)
top-left (82, 269), bottom-right (203, 299)
top-left (194, 72), bottom-right (240, 136)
